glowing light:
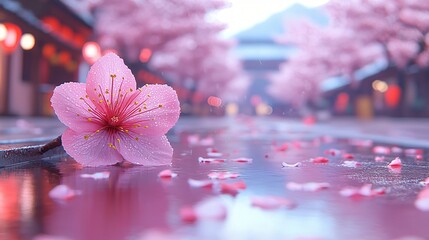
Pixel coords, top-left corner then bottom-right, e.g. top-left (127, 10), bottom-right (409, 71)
top-left (372, 80), bottom-right (388, 93)
top-left (20, 33), bottom-right (35, 50)
top-left (139, 48), bottom-right (152, 63)
top-left (42, 44), bottom-right (56, 58)
top-left (256, 103), bottom-right (273, 116)
top-left (0, 23), bottom-right (22, 53)
top-left (0, 24), bottom-right (7, 41)
top-left (226, 103), bottom-right (239, 116)
top-left (208, 96), bottom-right (222, 107)
top-left (82, 42), bottom-right (101, 64)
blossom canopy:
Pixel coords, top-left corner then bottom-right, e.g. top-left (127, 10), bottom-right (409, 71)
top-left (51, 53), bottom-right (180, 166)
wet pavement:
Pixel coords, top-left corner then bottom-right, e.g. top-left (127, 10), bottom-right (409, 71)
top-left (0, 116), bottom-right (428, 240)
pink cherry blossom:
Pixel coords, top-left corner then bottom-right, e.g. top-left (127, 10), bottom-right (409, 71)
top-left (339, 184), bottom-right (388, 198)
top-left (51, 53), bottom-right (180, 166)
top-left (342, 160), bottom-right (362, 168)
top-left (310, 157), bottom-right (329, 164)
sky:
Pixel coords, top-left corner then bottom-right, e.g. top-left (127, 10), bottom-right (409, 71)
top-left (214, 0), bottom-right (330, 37)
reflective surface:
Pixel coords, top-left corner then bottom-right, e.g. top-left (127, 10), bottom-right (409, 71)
top-left (1, 117), bottom-right (428, 240)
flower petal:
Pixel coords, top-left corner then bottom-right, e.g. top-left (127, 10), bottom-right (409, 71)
top-left (51, 82), bottom-right (101, 132)
top-left (85, 53), bottom-right (136, 106)
top-left (62, 128), bottom-right (123, 166)
top-left (49, 184), bottom-right (81, 200)
top-left (122, 84), bottom-right (180, 136)
top-left (117, 134), bottom-right (173, 166)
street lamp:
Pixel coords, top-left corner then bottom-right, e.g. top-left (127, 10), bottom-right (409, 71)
top-left (20, 33), bottom-right (35, 50)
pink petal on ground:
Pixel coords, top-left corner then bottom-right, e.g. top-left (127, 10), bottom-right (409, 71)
top-left (324, 149), bottom-right (341, 156)
top-left (199, 137), bottom-right (214, 146)
top-left (375, 156), bottom-right (385, 162)
top-left (231, 157), bottom-right (253, 163)
top-left (188, 179), bottom-right (214, 188)
top-left (310, 157), bottom-right (329, 163)
top-left (80, 172), bottom-right (110, 180)
top-left (342, 160), bottom-right (362, 168)
top-left (339, 184), bottom-right (387, 198)
top-left (416, 155), bottom-right (423, 160)
top-left (187, 134), bottom-right (200, 145)
top-left (405, 148), bottom-right (424, 156)
top-left (117, 134), bottom-right (173, 166)
top-left (180, 206), bottom-right (197, 223)
top-left (275, 143), bottom-right (288, 152)
top-left (388, 157), bottom-right (402, 168)
top-left (198, 157), bottom-right (226, 163)
top-left (251, 196), bottom-right (295, 210)
top-left (282, 162), bottom-right (302, 168)
top-left (373, 146), bottom-right (391, 155)
top-left (415, 188), bottom-right (429, 211)
top-left (122, 84), bottom-right (180, 136)
top-left (418, 177), bottom-right (429, 186)
top-left (208, 171), bottom-right (240, 180)
top-left (220, 181), bottom-right (246, 195)
top-left (391, 147), bottom-right (403, 154)
top-left (343, 153), bottom-right (355, 159)
top-left (49, 185), bottom-right (81, 200)
top-left (51, 82), bottom-right (101, 132)
top-left (158, 169), bottom-right (177, 178)
top-left (286, 182), bottom-right (330, 192)
top-left (62, 128), bottom-right (123, 166)
top-left (85, 53), bottom-right (136, 103)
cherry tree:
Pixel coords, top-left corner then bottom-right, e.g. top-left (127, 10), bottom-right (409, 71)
top-left (269, 0), bottom-right (429, 107)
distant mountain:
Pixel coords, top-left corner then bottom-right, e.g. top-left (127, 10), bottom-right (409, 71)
top-left (235, 3), bottom-right (329, 41)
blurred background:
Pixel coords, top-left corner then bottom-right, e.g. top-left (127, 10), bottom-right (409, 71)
top-left (0, 0), bottom-right (428, 119)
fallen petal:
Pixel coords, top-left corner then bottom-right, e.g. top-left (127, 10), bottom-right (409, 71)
top-left (342, 160), bottom-right (362, 168)
top-left (220, 181), bottom-right (246, 195)
top-left (158, 169), bottom-right (178, 178)
top-left (343, 153), bottom-right (354, 159)
top-left (416, 155), bottom-right (423, 160)
top-left (49, 185), bottom-right (81, 200)
top-left (251, 196), bottom-right (295, 210)
top-left (310, 157), bottom-right (329, 163)
top-left (375, 156), bottom-right (385, 162)
top-left (405, 148), bottom-right (423, 156)
top-left (391, 147), bottom-right (403, 154)
top-left (415, 188), bottom-right (429, 211)
top-left (231, 157), bottom-right (253, 163)
top-left (325, 149), bottom-right (341, 156)
top-left (198, 157), bottom-right (226, 163)
top-left (373, 146), bottom-right (391, 155)
top-left (188, 179), bottom-right (214, 188)
top-left (282, 162), bottom-right (302, 168)
top-left (180, 206), bottom-right (197, 223)
top-left (208, 171), bottom-right (240, 180)
top-left (286, 182), bottom-right (330, 192)
top-left (80, 172), bottom-right (110, 180)
top-left (275, 143), bottom-right (288, 152)
top-left (388, 157), bottom-right (402, 168)
top-left (340, 184), bottom-right (387, 198)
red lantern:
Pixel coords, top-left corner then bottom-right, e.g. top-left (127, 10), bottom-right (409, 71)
top-left (42, 17), bottom-right (60, 32)
top-left (42, 44), bottom-right (56, 58)
top-left (384, 84), bottom-right (401, 108)
top-left (0, 23), bottom-right (22, 53)
top-left (139, 48), bottom-right (152, 63)
top-left (335, 92), bottom-right (349, 113)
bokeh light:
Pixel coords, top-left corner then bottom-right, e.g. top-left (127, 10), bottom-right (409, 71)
top-left (20, 33), bottom-right (35, 50)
